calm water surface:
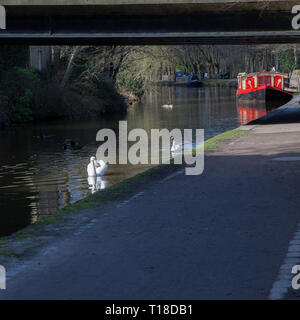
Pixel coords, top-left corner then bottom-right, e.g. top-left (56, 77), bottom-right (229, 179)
top-left (0, 86), bottom-right (240, 236)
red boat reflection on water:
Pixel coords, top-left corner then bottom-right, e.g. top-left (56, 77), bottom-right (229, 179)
top-left (237, 104), bottom-right (266, 125)
top-left (237, 100), bottom-right (276, 125)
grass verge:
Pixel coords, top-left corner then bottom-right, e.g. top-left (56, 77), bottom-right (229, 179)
top-left (203, 129), bottom-right (248, 152)
top-left (37, 129), bottom-right (247, 223)
top-left (0, 127), bottom-right (249, 258)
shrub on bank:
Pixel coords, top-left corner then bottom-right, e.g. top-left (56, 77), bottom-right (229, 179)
top-left (69, 72), bottom-right (128, 117)
top-left (117, 74), bottom-right (145, 100)
top-left (0, 67), bottom-right (128, 126)
top-left (0, 67), bottom-right (40, 123)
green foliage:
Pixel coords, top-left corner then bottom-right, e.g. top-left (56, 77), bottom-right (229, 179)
top-left (117, 74), bottom-right (145, 99)
top-left (278, 50), bottom-right (295, 74)
top-left (0, 45), bottom-right (28, 72)
top-left (15, 88), bottom-right (33, 122)
top-left (1, 67), bottom-right (40, 122)
top-left (94, 77), bottom-right (127, 113)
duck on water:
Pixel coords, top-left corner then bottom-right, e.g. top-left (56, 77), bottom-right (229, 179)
top-left (64, 140), bottom-right (83, 150)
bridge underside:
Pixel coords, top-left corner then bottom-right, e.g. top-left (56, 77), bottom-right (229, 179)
top-left (1, 2), bottom-right (300, 44)
top-left (2, 32), bottom-right (300, 45)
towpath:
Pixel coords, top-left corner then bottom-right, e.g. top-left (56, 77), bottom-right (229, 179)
top-left (1, 122), bottom-right (300, 299)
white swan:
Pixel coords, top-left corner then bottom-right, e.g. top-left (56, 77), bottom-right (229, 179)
top-left (170, 137), bottom-right (181, 152)
top-left (96, 159), bottom-right (108, 176)
top-left (88, 176), bottom-right (107, 193)
top-left (162, 104), bottom-right (173, 109)
top-left (87, 157), bottom-right (108, 177)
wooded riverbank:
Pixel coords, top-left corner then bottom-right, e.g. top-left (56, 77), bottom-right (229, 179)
top-left (0, 42), bottom-right (299, 129)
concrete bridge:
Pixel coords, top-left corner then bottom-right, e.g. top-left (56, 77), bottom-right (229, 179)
top-left (0, 0), bottom-right (300, 44)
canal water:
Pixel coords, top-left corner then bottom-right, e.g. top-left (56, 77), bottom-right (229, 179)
top-left (0, 86), bottom-right (240, 237)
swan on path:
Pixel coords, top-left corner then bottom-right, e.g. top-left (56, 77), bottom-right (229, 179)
top-left (87, 157), bottom-right (108, 177)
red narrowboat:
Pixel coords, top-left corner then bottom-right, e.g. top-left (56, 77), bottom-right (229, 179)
top-left (237, 72), bottom-right (293, 107)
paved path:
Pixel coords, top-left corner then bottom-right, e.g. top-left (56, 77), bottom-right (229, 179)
top-left (2, 123), bottom-right (300, 299)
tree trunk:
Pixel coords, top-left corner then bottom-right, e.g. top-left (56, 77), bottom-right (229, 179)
top-left (294, 45), bottom-right (298, 69)
top-left (112, 54), bottom-right (125, 82)
top-left (52, 46), bottom-right (61, 71)
top-left (60, 46), bottom-right (80, 89)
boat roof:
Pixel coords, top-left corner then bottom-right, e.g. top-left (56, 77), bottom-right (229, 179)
top-left (238, 72), bottom-right (289, 78)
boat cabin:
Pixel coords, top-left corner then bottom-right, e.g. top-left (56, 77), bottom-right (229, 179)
top-left (237, 72), bottom-right (289, 93)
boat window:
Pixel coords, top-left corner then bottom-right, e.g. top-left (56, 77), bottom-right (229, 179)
top-left (274, 76), bottom-right (283, 88)
top-left (242, 79), bottom-right (246, 90)
top-left (258, 76), bottom-right (264, 86)
top-left (246, 77), bottom-right (255, 89)
top-left (265, 76), bottom-right (270, 85)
